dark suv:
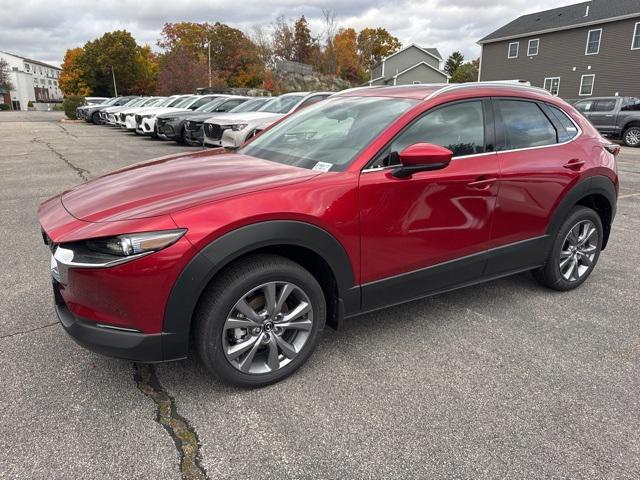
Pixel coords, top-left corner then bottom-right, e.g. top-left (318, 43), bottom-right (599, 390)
top-left (39, 83), bottom-right (619, 387)
top-left (574, 96), bottom-right (640, 147)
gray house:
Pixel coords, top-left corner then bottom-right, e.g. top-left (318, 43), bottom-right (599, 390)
top-left (478, 0), bottom-right (640, 98)
top-left (368, 44), bottom-right (449, 86)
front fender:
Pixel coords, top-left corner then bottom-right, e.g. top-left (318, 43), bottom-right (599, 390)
top-left (161, 220), bottom-right (358, 360)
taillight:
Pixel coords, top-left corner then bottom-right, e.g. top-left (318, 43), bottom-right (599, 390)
top-left (603, 143), bottom-right (620, 156)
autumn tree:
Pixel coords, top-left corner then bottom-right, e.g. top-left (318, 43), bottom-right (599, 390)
top-left (450, 59), bottom-right (479, 83)
top-left (156, 46), bottom-right (208, 95)
top-left (334, 28), bottom-right (364, 83)
top-left (130, 45), bottom-right (159, 94)
top-left (80, 30), bottom-right (148, 96)
top-left (356, 28), bottom-right (401, 72)
top-left (0, 58), bottom-right (14, 92)
top-left (59, 48), bottom-right (91, 96)
top-left (157, 22), bottom-right (209, 61)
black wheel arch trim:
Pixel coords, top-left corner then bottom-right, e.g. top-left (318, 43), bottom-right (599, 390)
top-left (546, 175), bottom-right (616, 250)
top-left (162, 220), bottom-right (359, 359)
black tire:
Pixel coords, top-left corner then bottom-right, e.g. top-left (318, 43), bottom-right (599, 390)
top-left (532, 206), bottom-right (603, 291)
top-left (195, 254), bottom-right (326, 387)
top-left (622, 126), bottom-right (640, 148)
top-left (176, 126), bottom-right (187, 145)
top-left (91, 111), bottom-right (101, 124)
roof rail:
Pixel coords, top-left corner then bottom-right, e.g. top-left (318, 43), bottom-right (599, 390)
top-left (426, 81), bottom-right (552, 100)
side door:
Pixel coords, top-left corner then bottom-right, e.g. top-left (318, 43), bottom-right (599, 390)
top-left (359, 99), bottom-right (500, 311)
top-left (587, 98), bottom-right (620, 136)
top-left (487, 98), bottom-right (582, 276)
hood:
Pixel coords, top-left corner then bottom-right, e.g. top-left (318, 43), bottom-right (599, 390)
top-left (157, 109), bottom-right (194, 120)
top-left (146, 107), bottom-right (189, 117)
top-left (182, 112), bottom-right (226, 122)
top-left (208, 111), bottom-right (283, 125)
top-left (60, 150), bottom-right (319, 222)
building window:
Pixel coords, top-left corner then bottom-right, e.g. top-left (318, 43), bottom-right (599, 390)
top-left (24, 63), bottom-right (30, 72)
top-left (527, 39), bottom-right (539, 56)
top-left (632, 22), bottom-right (640, 50)
top-left (543, 77), bottom-right (560, 96)
top-left (508, 42), bottom-right (519, 58)
top-left (585, 29), bottom-right (602, 55)
top-left (579, 74), bottom-right (595, 96)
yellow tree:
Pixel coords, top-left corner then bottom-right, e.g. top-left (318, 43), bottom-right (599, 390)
top-left (334, 28), bottom-right (364, 83)
top-left (59, 48), bottom-right (91, 96)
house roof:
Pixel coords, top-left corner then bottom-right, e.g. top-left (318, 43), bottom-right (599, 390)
top-left (478, 0), bottom-right (640, 44)
top-left (394, 61), bottom-right (450, 80)
top-left (0, 51), bottom-right (61, 70)
top-left (373, 44), bottom-right (443, 71)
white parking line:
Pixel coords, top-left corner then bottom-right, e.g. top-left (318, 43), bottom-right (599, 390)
top-left (619, 192), bottom-right (640, 199)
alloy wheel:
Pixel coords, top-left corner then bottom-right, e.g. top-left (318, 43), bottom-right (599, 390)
top-left (222, 281), bottom-right (314, 374)
top-left (558, 220), bottom-right (599, 282)
top-left (625, 128), bottom-right (640, 147)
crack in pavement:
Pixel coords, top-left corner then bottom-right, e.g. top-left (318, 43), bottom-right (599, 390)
top-left (56, 123), bottom-right (79, 139)
top-left (0, 322), bottom-right (58, 339)
top-left (134, 364), bottom-right (209, 480)
top-left (32, 137), bottom-right (90, 181)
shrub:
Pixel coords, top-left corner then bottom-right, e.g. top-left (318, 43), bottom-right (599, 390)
top-left (63, 95), bottom-right (84, 120)
top-left (0, 103), bottom-right (9, 111)
top-left (52, 103), bottom-right (64, 111)
top-left (27, 100), bottom-right (34, 108)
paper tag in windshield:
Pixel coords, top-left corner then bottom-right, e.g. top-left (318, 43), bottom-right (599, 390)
top-left (312, 162), bottom-right (333, 172)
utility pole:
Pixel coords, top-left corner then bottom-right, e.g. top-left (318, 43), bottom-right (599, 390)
top-left (111, 65), bottom-right (118, 96)
top-left (207, 41), bottom-right (212, 89)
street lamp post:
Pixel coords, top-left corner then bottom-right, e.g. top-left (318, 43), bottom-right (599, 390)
top-left (207, 41), bottom-right (212, 89)
top-left (111, 65), bottom-right (118, 96)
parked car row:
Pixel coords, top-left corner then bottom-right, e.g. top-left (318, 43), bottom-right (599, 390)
top-left (45, 82), bottom-right (619, 386)
top-left (75, 91), bottom-right (333, 148)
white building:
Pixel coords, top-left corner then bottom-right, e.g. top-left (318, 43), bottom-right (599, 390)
top-left (0, 51), bottom-right (63, 110)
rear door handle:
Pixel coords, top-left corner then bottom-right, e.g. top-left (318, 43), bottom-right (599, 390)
top-left (563, 159), bottom-right (585, 170)
top-left (467, 177), bottom-right (497, 189)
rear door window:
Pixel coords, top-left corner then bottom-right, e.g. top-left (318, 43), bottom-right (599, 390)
top-left (546, 105), bottom-right (579, 143)
top-left (496, 100), bottom-right (557, 150)
top-left (593, 99), bottom-right (617, 112)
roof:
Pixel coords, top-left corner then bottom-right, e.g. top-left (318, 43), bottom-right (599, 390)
top-left (335, 81), bottom-right (553, 101)
top-left (0, 51), bottom-right (61, 70)
top-left (479, 0), bottom-right (640, 44)
top-left (394, 61), bottom-right (450, 80)
top-left (373, 44), bottom-right (444, 71)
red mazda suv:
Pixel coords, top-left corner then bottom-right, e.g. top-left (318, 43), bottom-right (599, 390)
top-left (39, 83), bottom-right (619, 386)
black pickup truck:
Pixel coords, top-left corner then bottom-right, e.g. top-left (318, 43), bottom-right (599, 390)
top-left (573, 96), bottom-right (640, 147)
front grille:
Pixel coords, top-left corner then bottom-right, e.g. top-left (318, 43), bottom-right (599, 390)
top-left (205, 123), bottom-right (230, 140)
top-left (119, 113), bottom-right (126, 121)
top-left (134, 114), bottom-right (142, 125)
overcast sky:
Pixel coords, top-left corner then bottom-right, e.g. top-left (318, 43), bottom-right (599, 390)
top-left (1, 0), bottom-right (580, 67)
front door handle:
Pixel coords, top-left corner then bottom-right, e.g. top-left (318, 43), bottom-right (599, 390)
top-left (467, 177), bottom-right (497, 189)
top-left (563, 159), bottom-right (585, 170)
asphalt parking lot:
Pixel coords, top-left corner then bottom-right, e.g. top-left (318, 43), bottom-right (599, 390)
top-left (1, 111), bottom-right (639, 479)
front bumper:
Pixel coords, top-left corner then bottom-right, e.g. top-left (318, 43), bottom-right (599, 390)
top-left (54, 282), bottom-right (182, 362)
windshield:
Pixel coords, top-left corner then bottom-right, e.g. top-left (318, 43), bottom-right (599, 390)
top-left (258, 95), bottom-right (304, 114)
top-left (143, 98), bottom-right (162, 106)
top-left (174, 96), bottom-right (196, 108)
top-left (103, 97), bottom-right (120, 106)
top-left (239, 96), bottom-right (417, 171)
top-left (229, 97), bottom-right (271, 113)
top-left (127, 98), bottom-right (146, 107)
top-left (195, 97), bottom-right (229, 113)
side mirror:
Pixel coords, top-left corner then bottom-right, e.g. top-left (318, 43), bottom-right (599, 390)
top-left (392, 143), bottom-right (453, 179)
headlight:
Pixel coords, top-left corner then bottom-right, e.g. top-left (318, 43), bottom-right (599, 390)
top-left (230, 124), bottom-right (248, 131)
top-left (51, 230), bottom-right (187, 284)
top-left (85, 230), bottom-right (186, 257)
top-left (142, 114), bottom-right (154, 119)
